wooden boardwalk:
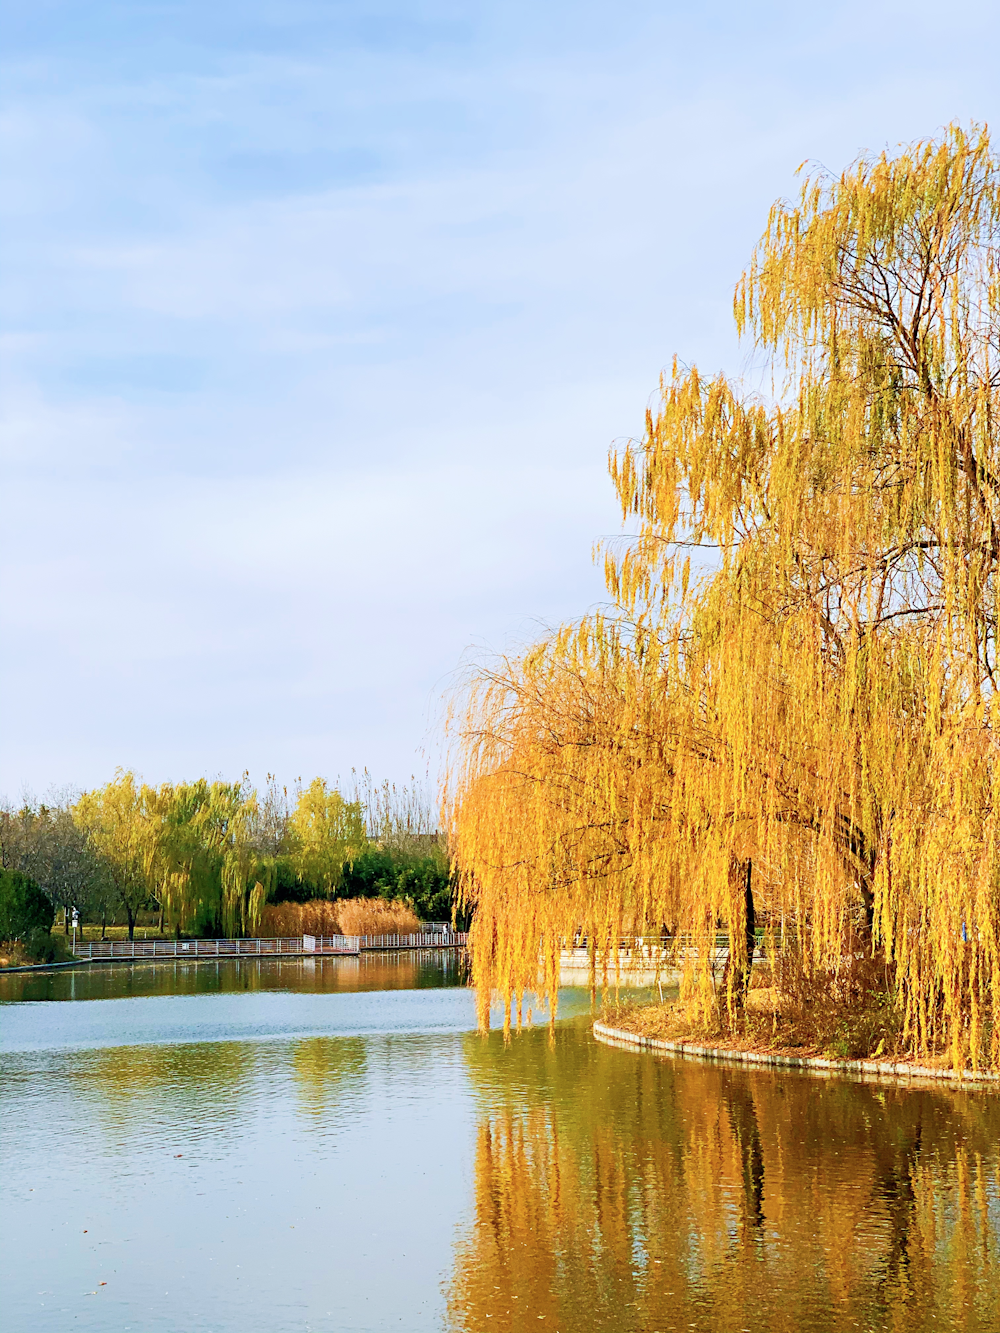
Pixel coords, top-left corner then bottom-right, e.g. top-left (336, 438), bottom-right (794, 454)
top-left (73, 931), bottom-right (468, 962)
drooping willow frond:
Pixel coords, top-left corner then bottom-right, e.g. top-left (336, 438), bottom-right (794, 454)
top-left (447, 125), bottom-right (1000, 1067)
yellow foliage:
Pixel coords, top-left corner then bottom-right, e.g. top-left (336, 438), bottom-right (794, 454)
top-left (73, 771), bottom-right (158, 936)
top-left (334, 896), bottom-right (420, 937)
top-left (260, 900), bottom-right (342, 937)
top-left (446, 125), bottom-right (1000, 1067)
top-left (447, 1033), bottom-right (1000, 1331)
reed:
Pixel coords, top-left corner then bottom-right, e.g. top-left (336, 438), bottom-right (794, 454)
top-left (259, 897), bottom-right (421, 938)
top-left (334, 897), bottom-right (421, 937)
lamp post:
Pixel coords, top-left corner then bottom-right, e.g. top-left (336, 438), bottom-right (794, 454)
top-left (71, 907), bottom-right (79, 955)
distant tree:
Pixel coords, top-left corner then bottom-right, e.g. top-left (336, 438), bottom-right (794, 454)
top-left (340, 843), bottom-right (455, 922)
top-left (147, 779), bottom-right (267, 937)
top-left (0, 801), bottom-right (46, 878)
top-left (73, 773), bottom-right (155, 941)
top-left (247, 774), bottom-right (293, 859)
top-left (1, 797), bottom-right (107, 933)
top-left (0, 867), bottom-right (55, 959)
top-left (287, 778), bottom-right (366, 896)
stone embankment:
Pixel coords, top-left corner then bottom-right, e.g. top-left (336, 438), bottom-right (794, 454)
top-left (593, 1020), bottom-right (1000, 1087)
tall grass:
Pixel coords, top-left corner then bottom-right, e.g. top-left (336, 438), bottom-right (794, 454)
top-left (334, 897), bottom-right (421, 936)
top-left (260, 898), bottom-right (421, 939)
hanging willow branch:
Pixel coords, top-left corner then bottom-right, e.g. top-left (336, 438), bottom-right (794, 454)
top-left (446, 124), bottom-right (1000, 1068)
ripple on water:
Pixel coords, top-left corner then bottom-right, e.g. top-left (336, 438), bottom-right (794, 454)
top-left (2, 956), bottom-right (998, 1333)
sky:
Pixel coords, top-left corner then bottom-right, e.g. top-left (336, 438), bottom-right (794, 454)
top-left (2, 0), bottom-right (1000, 802)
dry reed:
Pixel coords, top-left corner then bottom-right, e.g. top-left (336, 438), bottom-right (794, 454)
top-left (335, 897), bottom-right (421, 937)
top-left (260, 898), bottom-right (421, 939)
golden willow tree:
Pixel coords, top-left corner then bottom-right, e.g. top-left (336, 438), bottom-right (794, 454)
top-left (446, 125), bottom-right (1000, 1067)
top-left (74, 772), bottom-right (155, 941)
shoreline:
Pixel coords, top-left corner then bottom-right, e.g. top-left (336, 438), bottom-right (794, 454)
top-left (592, 1020), bottom-right (1000, 1089)
top-left (0, 945), bottom-right (467, 977)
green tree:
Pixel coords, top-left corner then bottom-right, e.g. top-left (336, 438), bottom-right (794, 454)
top-left (0, 867), bottom-right (55, 959)
top-left (287, 778), bottom-right (366, 896)
top-left (340, 843), bottom-right (455, 921)
top-left (73, 772), bottom-right (155, 941)
top-left (148, 779), bottom-right (268, 937)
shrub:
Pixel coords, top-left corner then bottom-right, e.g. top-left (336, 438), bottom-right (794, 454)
top-left (0, 868), bottom-right (55, 962)
top-left (260, 900), bottom-right (341, 938)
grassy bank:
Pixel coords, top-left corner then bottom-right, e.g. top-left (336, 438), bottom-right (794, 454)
top-left (600, 959), bottom-right (992, 1074)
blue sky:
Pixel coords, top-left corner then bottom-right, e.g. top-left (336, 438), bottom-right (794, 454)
top-left (3, 0), bottom-right (999, 800)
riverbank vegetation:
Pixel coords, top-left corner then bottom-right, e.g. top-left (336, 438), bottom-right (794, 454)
top-left (604, 953), bottom-right (903, 1066)
top-left (447, 125), bottom-right (1000, 1071)
top-left (0, 866), bottom-right (64, 966)
top-left (260, 897), bottom-right (421, 938)
top-left (1, 772), bottom-right (453, 956)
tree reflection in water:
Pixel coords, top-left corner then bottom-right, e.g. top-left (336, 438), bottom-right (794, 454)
top-left (448, 1023), bottom-right (1000, 1333)
top-left (293, 1036), bottom-right (368, 1123)
top-left (0, 950), bottom-right (464, 1003)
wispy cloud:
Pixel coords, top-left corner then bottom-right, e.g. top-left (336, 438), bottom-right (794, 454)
top-left (2, 0), bottom-right (999, 793)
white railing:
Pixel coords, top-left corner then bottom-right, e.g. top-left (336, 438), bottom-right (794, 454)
top-left (352, 931), bottom-right (468, 951)
top-left (74, 931), bottom-right (468, 961)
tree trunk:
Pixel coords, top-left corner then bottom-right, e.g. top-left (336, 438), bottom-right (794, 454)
top-left (126, 905), bottom-right (136, 942)
top-left (101, 910), bottom-right (107, 941)
top-left (722, 860), bottom-right (755, 1009)
top-left (834, 812), bottom-right (877, 935)
top-left (744, 859), bottom-right (756, 984)
top-left (722, 1073), bottom-right (765, 1238)
top-left (158, 907), bottom-right (165, 935)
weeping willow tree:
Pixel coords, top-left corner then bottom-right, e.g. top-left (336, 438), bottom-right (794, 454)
top-left (446, 125), bottom-right (1000, 1067)
top-left (286, 777), bottom-right (367, 895)
top-left (147, 779), bottom-right (270, 938)
top-left (74, 772), bottom-right (270, 938)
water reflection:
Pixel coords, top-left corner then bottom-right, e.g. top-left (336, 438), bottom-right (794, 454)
top-left (449, 1021), bottom-right (1000, 1333)
top-left (3, 959), bottom-right (998, 1332)
top-left (0, 949), bottom-right (465, 1003)
top-left (293, 1036), bottom-right (368, 1121)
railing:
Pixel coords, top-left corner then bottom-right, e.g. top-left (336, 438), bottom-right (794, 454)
top-left (563, 931), bottom-right (791, 959)
top-left (74, 931), bottom-right (468, 961)
top-left (558, 934), bottom-right (770, 982)
top-left (352, 932), bottom-right (467, 951)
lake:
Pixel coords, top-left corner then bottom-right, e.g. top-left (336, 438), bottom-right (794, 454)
top-left (2, 954), bottom-right (999, 1332)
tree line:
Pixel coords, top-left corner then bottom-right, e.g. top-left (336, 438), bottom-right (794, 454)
top-left (1, 771), bottom-right (453, 951)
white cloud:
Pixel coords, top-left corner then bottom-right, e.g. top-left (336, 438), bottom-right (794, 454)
top-left (2, 0), bottom-right (999, 793)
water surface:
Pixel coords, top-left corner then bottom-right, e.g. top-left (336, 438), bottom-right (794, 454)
top-left (2, 955), bottom-right (998, 1332)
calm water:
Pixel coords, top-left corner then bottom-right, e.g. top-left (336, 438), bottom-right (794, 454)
top-left (2, 956), bottom-right (999, 1333)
